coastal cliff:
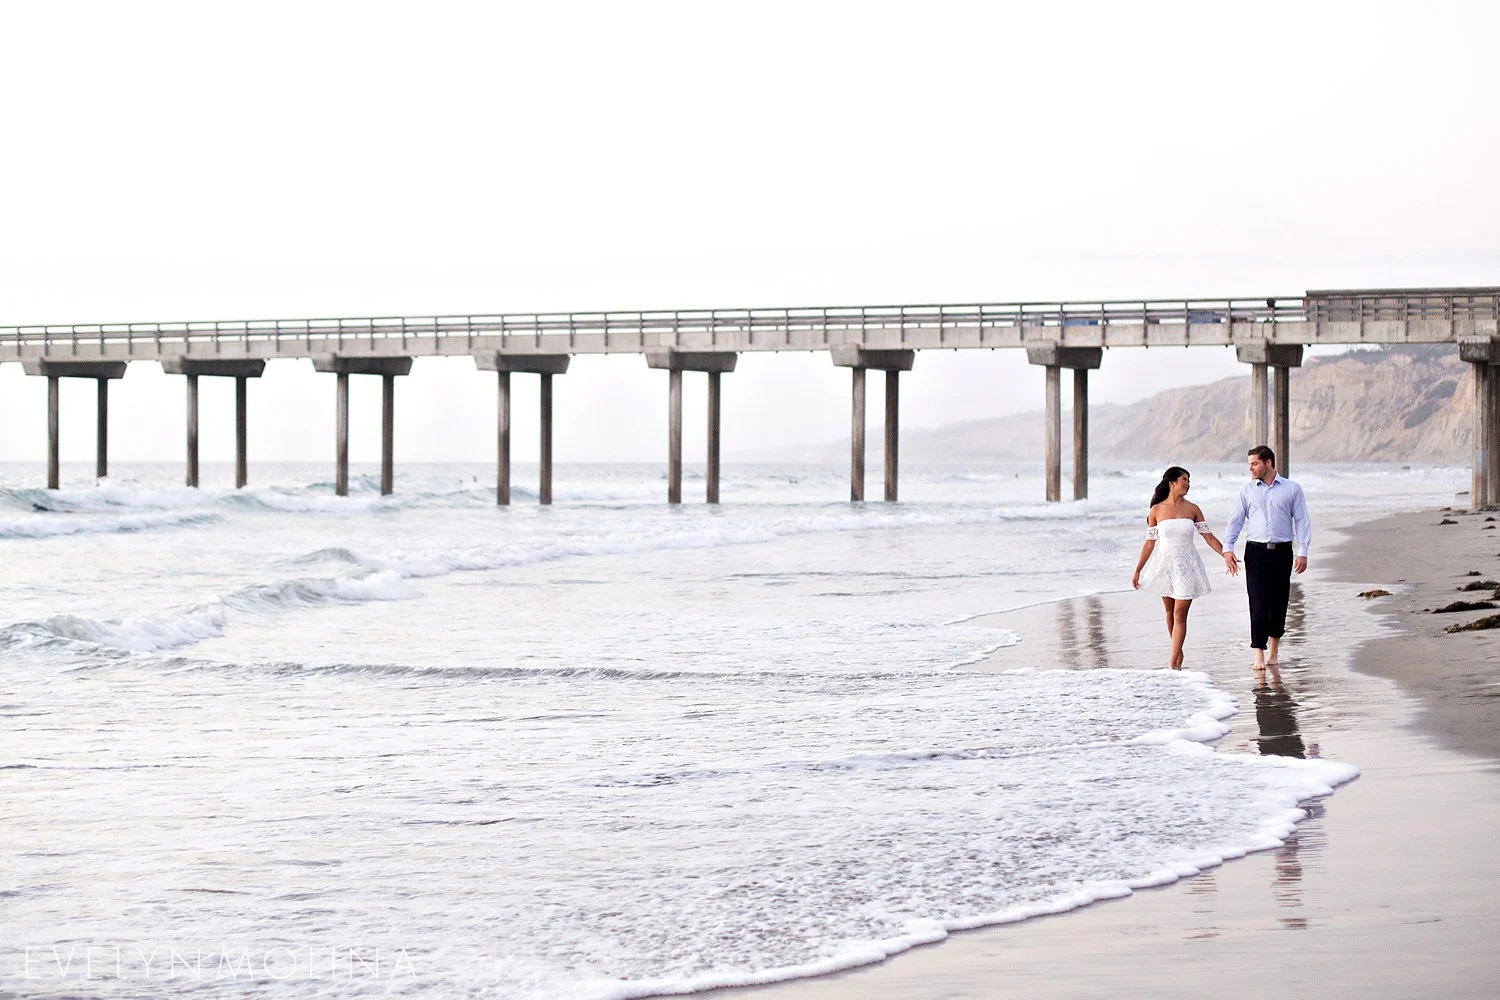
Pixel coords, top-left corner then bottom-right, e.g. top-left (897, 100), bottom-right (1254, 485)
top-left (890, 344), bottom-right (1473, 464)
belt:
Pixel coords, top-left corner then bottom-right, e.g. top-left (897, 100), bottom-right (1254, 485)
top-left (1246, 540), bottom-right (1291, 549)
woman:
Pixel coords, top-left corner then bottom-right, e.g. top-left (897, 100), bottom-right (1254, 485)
top-left (1131, 467), bottom-right (1229, 670)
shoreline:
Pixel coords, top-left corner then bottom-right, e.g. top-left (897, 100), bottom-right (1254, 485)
top-left (1323, 507), bottom-right (1500, 764)
top-left (703, 507), bottom-right (1500, 999)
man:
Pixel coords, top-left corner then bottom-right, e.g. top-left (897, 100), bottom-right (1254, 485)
top-left (1222, 445), bottom-right (1311, 669)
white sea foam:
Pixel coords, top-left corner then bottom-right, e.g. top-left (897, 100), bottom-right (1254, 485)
top-left (0, 462), bottom-right (1456, 999)
top-left (0, 663), bottom-right (1358, 1000)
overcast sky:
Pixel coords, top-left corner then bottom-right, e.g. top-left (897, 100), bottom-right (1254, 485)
top-left (2, 1), bottom-right (1497, 465)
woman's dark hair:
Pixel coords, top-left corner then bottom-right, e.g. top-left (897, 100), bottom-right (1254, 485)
top-left (1150, 466), bottom-right (1189, 510)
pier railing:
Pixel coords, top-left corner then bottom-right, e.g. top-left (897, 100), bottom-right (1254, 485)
top-left (3, 290), bottom-right (1498, 360)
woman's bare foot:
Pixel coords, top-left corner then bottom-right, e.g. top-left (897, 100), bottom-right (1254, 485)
top-left (1266, 637), bottom-right (1281, 665)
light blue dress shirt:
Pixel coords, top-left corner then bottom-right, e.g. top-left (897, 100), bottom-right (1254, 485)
top-left (1223, 475), bottom-right (1311, 556)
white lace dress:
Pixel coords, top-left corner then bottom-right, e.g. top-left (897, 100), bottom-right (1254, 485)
top-left (1140, 518), bottom-right (1213, 600)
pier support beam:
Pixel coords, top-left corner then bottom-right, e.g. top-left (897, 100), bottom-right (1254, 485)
top-left (1272, 366), bottom-right (1292, 477)
top-left (162, 359), bottom-right (265, 489)
top-left (645, 350), bottom-right (738, 504)
top-left (381, 374), bottom-right (396, 496)
top-left (831, 347), bottom-right (915, 503)
top-left (236, 377), bottom-right (249, 488)
top-left (1072, 366), bottom-right (1089, 501)
top-left (1237, 344), bottom-right (1303, 474)
top-left (540, 372), bottom-right (554, 505)
top-left (48, 377), bottom-right (59, 490)
top-left (1249, 363), bottom-right (1269, 447)
top-left (96, 378), bottom-right (109, 480)
top-left (707, 371), bottom-right (721, 504)
top-left (1460, 339), bottom-right (1500, 509)
top-left (474, 353), bottom-right (571, 505)
top-left (669, 370), bottom-right (683, 503)
top-left (336, 373), bottom-right (349, 496)
top-left (496, 372), bottom-right (511, 504)
top-left (850, 368), bottom-right (866, 501)
top-left (884, 370), bottom-right (900, 502)
top-left (313, 355), bottom-right (413, 497)
top-left (21, 360), bottom-right (128, 489)
top-left (1025, 345), bottom-right (1102, 502)
top-left (185, 375), bottom-right (199, 487)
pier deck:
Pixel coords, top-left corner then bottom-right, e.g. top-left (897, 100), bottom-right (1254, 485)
top-left (6, 288), bottom-right (1499, 505)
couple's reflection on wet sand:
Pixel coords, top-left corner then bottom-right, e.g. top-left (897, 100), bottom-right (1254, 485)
top-left (1183, 666), bottom-right (1321, 940)
top-left (1253, 665), bottom-right (1312, 759)
top-left (1253, 662), bottom-right (1321, 930)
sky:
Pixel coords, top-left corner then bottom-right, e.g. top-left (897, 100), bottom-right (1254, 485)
top-left (1, 1), bottom-right (1497, 465)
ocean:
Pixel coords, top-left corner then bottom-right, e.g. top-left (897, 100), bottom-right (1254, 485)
top-left (0, 460), bottom-right (1464, 998)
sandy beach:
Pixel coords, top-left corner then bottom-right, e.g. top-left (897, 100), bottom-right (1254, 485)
top-left (709, 509), bottom-right (1500, 1000)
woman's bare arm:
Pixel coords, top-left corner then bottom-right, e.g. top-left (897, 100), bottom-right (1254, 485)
top-left (1132, 508), bottom-right (1158, 588)
top-left (1191, 503), bottom-right (1234, 571)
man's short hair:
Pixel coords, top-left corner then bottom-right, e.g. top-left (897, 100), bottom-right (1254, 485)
top-left (1248, 445), bottom-right (1276, 465)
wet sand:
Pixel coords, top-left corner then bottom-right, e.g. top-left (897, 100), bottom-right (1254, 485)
top-left (707, 514), bottom-right (1500, 999)
top-left (1325, 506), bottom-right (1500, 763)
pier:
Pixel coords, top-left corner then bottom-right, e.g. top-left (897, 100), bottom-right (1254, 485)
top-left (5, 287), bottom-right (1498, 505)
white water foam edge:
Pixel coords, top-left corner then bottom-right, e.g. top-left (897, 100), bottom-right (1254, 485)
top-left (559, 668), bottom-right (1359, 1000)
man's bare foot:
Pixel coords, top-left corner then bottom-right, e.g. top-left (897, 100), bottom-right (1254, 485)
top-left (1253, 651), bottom-right (1267, 670)
top-left (1266, 638), bottom-right (1280, 665)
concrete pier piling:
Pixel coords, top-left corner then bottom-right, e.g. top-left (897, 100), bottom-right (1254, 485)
top-left (1478, 366), bottom-right (1493, 509)
top-left (313, 356), bottom-right (413, 497)
top-left (47, 376), bottom-right (58, 490)
top-left (645, 349), bottom-right (738, 505)
top-left (1044, 365), bottom-right (1061, 502)
top-left (1025, 346), bottom-right (1102, 502)
top-left (235, 376), bottom-right (249, 488)
top-left (668, 369), bottom-right (683, 503)
top-left (381, 374), bottom-right (396, 496)
top-left (1237, 343), bottom-right (1302, 473)
top-left (1249, 363), bottom-right (1269, 447)
top-left (1460, 338), bottom-right (1500, 508)
top-left (539, 372), bottom-right (554, 505)
top-left (95, 379), bottom-right (109, 480)
top-left (185, 374), bottom-right (199, 487)
top-left (336, 372), bottom-right (349, 496)
top-left (1072, 367), bottom-right (1089, 501)
top-left (21, 360), bottom-right (128, 488)
top-left (706, 371), bottom-right (721, 504)
top-left (850, 368), bottom-right (866, 502)
top-left (1272, 366), bottom-right (1292, 476)
top-left (475, 353), bottom-right (571, 506)
top-left (496, 372), bottom-right (511, 504)
top-left (884, 369), bottom-right (900, 502)
top-left (831, 347), bottom-right (914, 503)
top-left (162, 359), bottom-right (266, 488)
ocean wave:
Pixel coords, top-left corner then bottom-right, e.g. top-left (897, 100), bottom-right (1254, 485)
top-left (1, 569), bottom-right (414, 654)
top-left (0, 509), bottom-right (220, 538)
top-left (0, 475), bottom-right (660, 524)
